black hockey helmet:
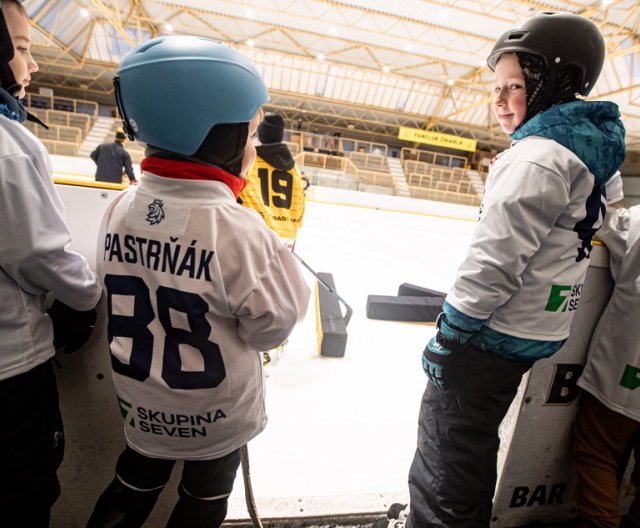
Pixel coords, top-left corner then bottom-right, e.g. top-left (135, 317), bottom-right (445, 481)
top-left (487, 12), bottom-right (605, 97)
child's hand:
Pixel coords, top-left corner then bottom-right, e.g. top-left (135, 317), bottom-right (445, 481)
top-left (422, 313), bottom-right (474, 390)
top-left (422, 337), bottom-right (451, 389)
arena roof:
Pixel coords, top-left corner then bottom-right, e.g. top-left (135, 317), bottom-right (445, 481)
top-left (24, 0), bottom-right (640, 151)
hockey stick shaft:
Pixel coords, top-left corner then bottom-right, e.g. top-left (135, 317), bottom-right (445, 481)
top-left (241, 444), bottom-right (264, 528)
top-left (292, 251), bottom-right (353, 327)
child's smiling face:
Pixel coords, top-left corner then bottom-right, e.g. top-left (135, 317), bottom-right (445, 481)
top-left (492, 53), bottom-right (527, 134)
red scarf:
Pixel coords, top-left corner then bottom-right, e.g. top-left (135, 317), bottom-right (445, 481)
top-left (140, 157), bottom-right (248, 198)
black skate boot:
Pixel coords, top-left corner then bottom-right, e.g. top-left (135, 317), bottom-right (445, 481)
top-left (372, 503), bottom-right (408, 528)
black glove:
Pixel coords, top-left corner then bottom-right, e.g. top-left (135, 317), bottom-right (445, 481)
top-left (47, 300), bottom-right (97, 354)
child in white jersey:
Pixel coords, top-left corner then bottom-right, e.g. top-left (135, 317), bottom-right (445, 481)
top-left (0, 1), bottom-right (101, 526)
top-left (376, 12), bottom-right (626, 528)
top-left (571, 199), bottom-right (640, 528)
top-left (86, 36), bottom-right (310, 528)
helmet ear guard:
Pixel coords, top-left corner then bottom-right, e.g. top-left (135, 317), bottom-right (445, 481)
top-left (487, 12), bottom-right (605, 97)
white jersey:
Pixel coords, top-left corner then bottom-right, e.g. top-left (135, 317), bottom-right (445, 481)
top-left (447, 136), bottom-right (603, 341)
top-left (98, 164), bottom-right (310, 460)
top-left (0, 115), bottom-right (101, 381)
top-left (578, 205), bottom-right (640, 421)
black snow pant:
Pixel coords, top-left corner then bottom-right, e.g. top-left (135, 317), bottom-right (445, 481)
top-left (86, 446), bottom-right (242, 528)
top-left (0, 360), bottom-right (65, 528)
top-left (407, 345), bottom-right (533, 528)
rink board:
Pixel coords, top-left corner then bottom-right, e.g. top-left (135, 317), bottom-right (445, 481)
top-left (492, 245), bottom-right (633, 527)
top-left (50, 176), bottom-right (629, 527)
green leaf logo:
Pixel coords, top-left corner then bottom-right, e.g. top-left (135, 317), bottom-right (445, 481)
top-left (545, 285), bottom-right (572, 312)
top-left (117, 396), bottom-right (135, 428)
top-left (620, 365), bottom-right (640, 390)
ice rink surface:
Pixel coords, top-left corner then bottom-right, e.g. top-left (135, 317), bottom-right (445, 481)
top-left (52, 182), bottom-right (621, 528)
top-left (224, 191), bottom-right (479, 518)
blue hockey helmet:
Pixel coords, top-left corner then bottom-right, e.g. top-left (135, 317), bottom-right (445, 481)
top-left (114, 36), bottom-right (269, 155)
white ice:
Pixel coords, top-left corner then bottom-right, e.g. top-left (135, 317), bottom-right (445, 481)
top-left (226, 190), bottom-right (478, 518)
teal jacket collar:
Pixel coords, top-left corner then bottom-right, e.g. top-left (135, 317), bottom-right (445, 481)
top-left (510, 100), bottom-right (626, 185)
top-left (0, 86), bottom-right (26, 123)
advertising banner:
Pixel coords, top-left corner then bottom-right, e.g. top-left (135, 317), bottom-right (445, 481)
top-left (398, 126), bottom-right (477, 152)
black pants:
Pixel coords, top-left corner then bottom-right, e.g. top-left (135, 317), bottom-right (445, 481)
top-left (87, 446), bottom-right (242, 528)
top-left (0, 360), bottom-right (65, 528)
top-left (407, 346), bottom-right (533, 528)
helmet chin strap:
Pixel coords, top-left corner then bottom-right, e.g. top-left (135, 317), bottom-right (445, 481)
top-left (522, 69), bottom-right (558, 124)
top-left (1, 74), bottom-right (22, 97)
top-left (0, 47), bottom-right (23, 98)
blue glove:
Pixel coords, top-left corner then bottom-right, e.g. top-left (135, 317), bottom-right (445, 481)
top-left (422, 312), bottom-right (475, 389)
top-left (423, 337), bottom-right (450, 389)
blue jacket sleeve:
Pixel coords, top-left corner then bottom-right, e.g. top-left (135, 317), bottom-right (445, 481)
top-left (442, 300), bottom-right (485, 332)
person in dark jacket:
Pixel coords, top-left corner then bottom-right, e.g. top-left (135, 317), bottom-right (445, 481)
top-left (90, 127), bottom-right (138, 184)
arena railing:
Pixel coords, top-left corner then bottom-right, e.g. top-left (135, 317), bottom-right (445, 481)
top-left (400, 147), bottom-right (468, 169)
top-left (408, 185), bottom-right (481, 207)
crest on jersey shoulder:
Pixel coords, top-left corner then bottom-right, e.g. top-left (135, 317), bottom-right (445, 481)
top-left (146, 198), bottom-right (165, 225)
